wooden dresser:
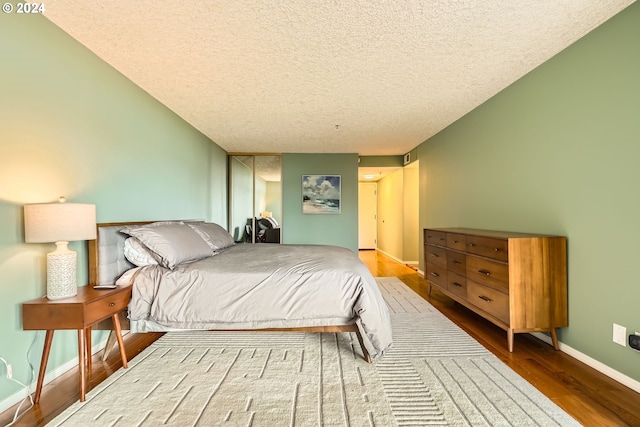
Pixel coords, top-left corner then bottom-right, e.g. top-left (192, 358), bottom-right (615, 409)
top-left (423, 228), bottom-right (567, 352)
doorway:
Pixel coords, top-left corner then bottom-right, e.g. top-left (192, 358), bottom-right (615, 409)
top-left (358, 182), bottom-right (377, 249)
top-left (358, 161), bottom-right (419, 265)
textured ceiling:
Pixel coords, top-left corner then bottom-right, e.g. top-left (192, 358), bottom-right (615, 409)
top-left (44, 1), bottom-right (633, 156)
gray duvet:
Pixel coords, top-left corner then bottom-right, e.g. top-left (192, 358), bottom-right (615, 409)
top-left (120, 244), bottom-right (393, 360)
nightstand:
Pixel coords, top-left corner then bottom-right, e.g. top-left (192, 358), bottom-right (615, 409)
top-left (22, 285), bottom-right (131, 402)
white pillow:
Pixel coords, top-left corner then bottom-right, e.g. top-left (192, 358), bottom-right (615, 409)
top-left (120, 222), bottom-right (213, 269)
top-left (123, 237), bottom-right (159, 267)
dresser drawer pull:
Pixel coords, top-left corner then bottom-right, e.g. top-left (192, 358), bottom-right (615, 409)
top-left (430, 253), bottom-right (439, 258)
top-left (451, 282), bottom-right (463, 287)
top-left (109, 302), bottom-right (115, 307)
top-left (453, 261), bottom-right (461, 265)
top-left (478, 295), bottom-right (492, 302)
top-left (468, 243), bottom-right (475, 247)
top-left (494, 248), bottom-right (500, 252)
top-left (430, 272), bottom-right (440, 277)
top-left (478, 270), bottom-right (491, 276)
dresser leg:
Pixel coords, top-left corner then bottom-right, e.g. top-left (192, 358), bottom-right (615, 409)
top-left (112, 314), bottom-right (128, 369)
top-left (34, 330), bottom-right (54, 404)
top-left (550, 328), bottom-right (560, 350)
top-left (507, 329), bottom-right (514, 352)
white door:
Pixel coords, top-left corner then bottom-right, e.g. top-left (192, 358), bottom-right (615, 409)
top-left (358, 183), bottom-right (377, 249)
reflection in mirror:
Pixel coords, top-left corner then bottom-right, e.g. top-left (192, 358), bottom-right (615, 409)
top-left (229, 156), bottom-right (254, 243)
top-left (229, 155), bottom-right (281, 244)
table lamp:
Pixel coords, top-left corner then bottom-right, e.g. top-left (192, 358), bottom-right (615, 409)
top-left (24, 197), bottom-right (97, 300)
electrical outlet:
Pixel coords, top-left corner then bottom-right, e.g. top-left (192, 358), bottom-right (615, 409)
top-left (613, 323), bottom-right (627, 346)
top-left (6, 363), bottom-right (12, 379)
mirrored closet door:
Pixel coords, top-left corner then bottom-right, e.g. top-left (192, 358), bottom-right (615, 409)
top-left (228, 154), bottom-right (282, 244)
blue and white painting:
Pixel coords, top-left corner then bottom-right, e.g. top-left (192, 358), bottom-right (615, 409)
top-left (302, 175), bottom-right (341, 214)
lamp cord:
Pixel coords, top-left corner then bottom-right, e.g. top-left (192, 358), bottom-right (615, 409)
top-left (1, 332), bottom-right (37, 427)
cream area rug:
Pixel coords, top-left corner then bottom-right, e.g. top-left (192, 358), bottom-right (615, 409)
top-left (48, 278), bottom-right (579, 426)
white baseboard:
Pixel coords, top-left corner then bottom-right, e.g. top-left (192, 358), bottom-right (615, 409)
top-left (0, 336), bottom-right (112, 414)
top-left (375, 248), bottom-right (417, 266)
top-left (531, 332), bottom-right (640, 394)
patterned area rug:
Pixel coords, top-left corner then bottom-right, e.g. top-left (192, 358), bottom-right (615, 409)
top-left (48, 278), bottom-right (579, 426)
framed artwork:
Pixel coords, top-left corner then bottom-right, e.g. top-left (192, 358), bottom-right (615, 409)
top-left (302, 175), bottom-right (341, 214)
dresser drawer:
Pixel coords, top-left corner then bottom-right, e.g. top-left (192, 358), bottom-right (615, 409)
top-left (467, 281), bottom-right (509, 324)
top-left (447, 272), bottom-right (467, 298)
top-left (425, 263), bottom-right (447, 288)
top-left (425, 245), bottom-right (447, 268)
top-left (85, 288), bottom-right (131, 325)
top-left (446, 233), bottom-right (467, 251)
top-left (466, 256), bottom-right (509, 293)
top-left (424, 230), bottom-right (447, 246)
top-left (466, 235), bottom-right (508, 262)
top-left (446, 250), bottom-right (466, 276)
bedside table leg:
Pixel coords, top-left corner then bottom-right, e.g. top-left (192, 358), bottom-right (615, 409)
top-left (34, 330), bottom-right (54, 404)
top-left (102, 331), bottom-right (117, 361)
top-left (85, 326), bottom-right (92, 374)
top-left (78, 329), bottom-right (86, 402)
top-left (112, 313), bottom-right (128, 369)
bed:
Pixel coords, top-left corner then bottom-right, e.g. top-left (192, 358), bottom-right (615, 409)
top-left (88, 220), bottom-right (393, 362)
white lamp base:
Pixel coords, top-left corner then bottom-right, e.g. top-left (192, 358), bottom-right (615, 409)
top-left (46, 241), bottom-right (77, 300)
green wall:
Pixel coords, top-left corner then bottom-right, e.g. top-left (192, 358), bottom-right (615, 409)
top-left (358, 155), bottom-right (403, 168)
top-left (417, 3), bottom-right (640, 382)
top-left (0, 14), bottom-right (227, 406)
top-left (282, 154), bottom-right (358, 253)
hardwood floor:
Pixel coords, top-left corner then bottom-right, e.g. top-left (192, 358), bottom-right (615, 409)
top-left (2, 250), bottom-right (639, 426)
top-left (359, 250), bottom-right (640, 427)
top-left (0, 332), bottom-right (163, 427)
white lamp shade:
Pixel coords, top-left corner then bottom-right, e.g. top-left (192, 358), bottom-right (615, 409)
top-left (24, 203), bottom-right (97, 243)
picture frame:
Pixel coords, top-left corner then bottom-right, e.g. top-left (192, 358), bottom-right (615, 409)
top-left (302, 175), bottom-right (341, 214)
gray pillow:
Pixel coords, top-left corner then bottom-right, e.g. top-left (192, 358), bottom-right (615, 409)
top-left (187, 222), bottom-right (236, 252)
top-left (120, 222), bottom-right (213, 269)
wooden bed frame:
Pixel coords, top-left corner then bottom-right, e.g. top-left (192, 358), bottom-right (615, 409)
top-left (89, 221), bottom-right (372, 363)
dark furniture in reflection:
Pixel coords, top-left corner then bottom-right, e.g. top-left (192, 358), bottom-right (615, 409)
top-left (245, 217), bottom-right (281, 243)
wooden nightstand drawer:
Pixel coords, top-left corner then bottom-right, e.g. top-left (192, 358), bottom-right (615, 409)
top-left (85, 287), bottom-right (131, 325)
